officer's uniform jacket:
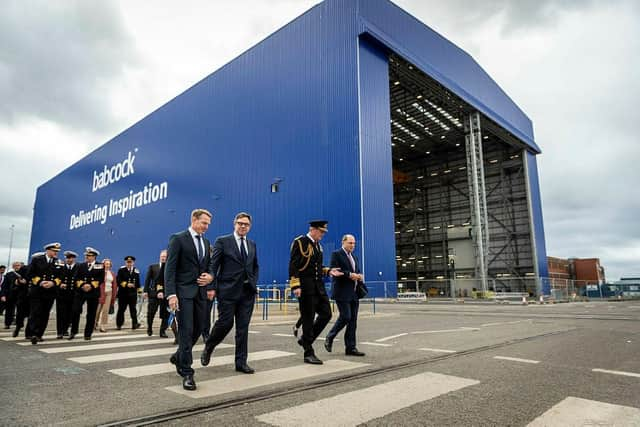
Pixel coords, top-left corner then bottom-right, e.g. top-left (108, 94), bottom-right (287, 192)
top-left (143, 263), bottom-right (165, 298)
top-left (58, 263), bottom-right (78, 299)
top-left (288, 235), bottom-right (330, 296)
top-left (116, 266), bottom-right (141, 298)
top-left (26, 254), bottom-right (64, 298)
top-left (74, 262), bottom-right (104, 298)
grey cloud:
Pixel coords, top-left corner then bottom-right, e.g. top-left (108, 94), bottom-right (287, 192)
top-left (0, 1), bottom-right (138, 132)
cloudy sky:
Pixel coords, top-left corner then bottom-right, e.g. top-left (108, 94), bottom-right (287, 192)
top-left (1, 0), bottom-right (638, 280)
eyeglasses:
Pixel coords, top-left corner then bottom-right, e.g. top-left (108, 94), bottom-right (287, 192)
top-left (236, 222), bottom-right (251, 227)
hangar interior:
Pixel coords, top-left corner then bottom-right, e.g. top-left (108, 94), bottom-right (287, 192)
top-left (388, 54), bottom-right (536, 295)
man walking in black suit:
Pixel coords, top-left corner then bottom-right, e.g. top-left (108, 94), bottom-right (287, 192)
top-left (201, 212), bottom-right (259, 373)
top-left (324, 234), bottom-right (365, 356)
top-left (289, 220), bottom-right (342, 364)
top-left (165, 209), bottom-right (215, 391)
top-left (144, 250), bottom-right (168, 337)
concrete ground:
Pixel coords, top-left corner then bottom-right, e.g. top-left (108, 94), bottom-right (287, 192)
top-left (0, 300), bottom-right (638, 426)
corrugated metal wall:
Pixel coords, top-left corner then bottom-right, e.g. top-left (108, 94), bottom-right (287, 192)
top-left (29, 0), bottom-right (547, 296)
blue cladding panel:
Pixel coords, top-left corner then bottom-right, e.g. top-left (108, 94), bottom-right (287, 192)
top-left (358, 37), bottom-right (397, 293)
top-left (357, 0), bottom-right (539, 152)
top-left (30, 0), bottom-right (545, 294)
top-left (526, 152), bottom-right (549, 288)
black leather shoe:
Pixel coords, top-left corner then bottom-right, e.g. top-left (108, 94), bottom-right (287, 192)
top-left (147, 329), bottom-right (152, 336)
top-left (132, 323), bottom-right (141, 330)
top-left (235, 364), bottom-right (255, 374)
top-left (324, 338), bottom-right (333, 353)
top-left (200, 346), bottom-right (214, 366)
top-left (182, 375), bottom-right (196, 391)
top-left (170, 354), bottom-right (177, 365)
top-left (31, 336), bottom-right (38, 345)
top-left (68, 333), bottom-right (76, 340)
top-left (116, 326), bottom-right (122, 330)
top-left (159, 331), bottom-right (168, 338)
top-left (304, 354), bottom-right (323, 365)
top-left (12, 327), bottom-right (20, 338)
top-left (84, 336), bottom-right (91, 341)
top-left (56, 335), bottom-right (63, 339)
top-left (346, 349), bottom-right (365, 356)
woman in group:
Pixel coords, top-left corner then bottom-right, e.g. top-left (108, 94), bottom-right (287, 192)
top-left (96, 259), bottom-right (117, 332)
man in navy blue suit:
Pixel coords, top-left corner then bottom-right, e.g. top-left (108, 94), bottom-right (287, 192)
top-left (165, 209), bottom-right (215, 391)
top-left (324, 234), bottom-right (365, 356)
top-left (201, 212), bottom-right (259, 373)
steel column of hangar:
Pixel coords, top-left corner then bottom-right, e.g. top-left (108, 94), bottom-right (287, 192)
top-left (388, 55), bottom-right (538, 296)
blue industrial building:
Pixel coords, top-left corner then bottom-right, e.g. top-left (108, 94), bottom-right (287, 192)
top-left (30, 0), bottom-right (549, 297)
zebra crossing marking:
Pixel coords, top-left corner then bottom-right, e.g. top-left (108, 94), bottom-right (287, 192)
top-left (493, 356), bottom-right (540, 364)
top-left (527, 396), bottom-right (640, 426)
top-left (2, 330), bottom-right (133, 341)
top-left (165, 359), bottom-right (369, 398)
top-left (39, 338), bottom-right (172, 353)
top-left (17, 333), bottom-right (151, 346)
top-left (592, 368), bottom-right (640, 378)
top-left (66, 343), bottom-right (232, 364)
top-left (419, 348), bottom-right (456, 354)
top-left (109, 350), bottom-right (295, 378)
top-left (256, 371), bottom-right (479, 426)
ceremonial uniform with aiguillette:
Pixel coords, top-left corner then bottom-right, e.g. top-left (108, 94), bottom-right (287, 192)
top-left (289, 221), bottom-right (333, 363)
top-left (70, 247), bottom-right (103, 340)
top-left (144, 261), bottom-right (168, 336)
top-left (56, 251), bottom-right (78, 338)
top-left (116, 256), bottom-right (141, 330)
top-left (26, 243), bottom-right (64, 344)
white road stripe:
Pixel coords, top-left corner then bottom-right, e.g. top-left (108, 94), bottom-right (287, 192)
top-left (419, 348), bottom-right (456, 354)
top-left (165, 359), bottom-right (369, 398)
top-left (411, 328), bottom-right (479, 334)
top-left (272, 333), bottom-right (295, 338)
top-left (67, 343), bottom-right (231, 364)
top-left (375, 333), bottom-right (408, 342)
top-left (2, 330), bottom-right (133, 341)
top-left (248, 330), bottom-right (261, 334)
top-left (527, 396), bottom-right (640, 426)
top-left (109, 350), bottom-right (295, 378)
top-left (493, 356), bottom-right (540, 364)
top-left (39, 338), bottom-right (173, 353)
top-left (17, 334), bottom-right (152, 346)
top-left (481, 319), bottom-right (532, 327)
top-left (360, 342), bottom-right (392, 347)
top-left (256, 371), bottom-right (479, 426)
top-left (592, 368), bottom-right (640, 378)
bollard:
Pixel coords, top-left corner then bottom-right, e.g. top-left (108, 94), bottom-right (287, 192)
top-left (522, 296), bottom-right (528, 305)
top-left (373, 297), bottom-right (376, 315)
top-left (539, 295), bottom-right (544, 304)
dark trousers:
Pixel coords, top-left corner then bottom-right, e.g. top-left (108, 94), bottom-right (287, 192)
top-left (71, 293), bottom-right (99, 338)
top-left (116, 294), bottom-right (138, 328)
top-left (15, 289), bottom-right (31, 336)
top-left (299, 288), bottom-right (332, 357)
top-left (206, 289), bottom-right (255, 366)
top-left (56, 294), bottom-right (74, 335)
top-left (173, 294), bottom-right (207, 377)
top-left (28, 292), bottom-right (56, 338)
top-left (147, 297), bottom-right (168, 333)
top-left (326, 299), bottom-right (359, 350)
top-left (4, 290), bottom-right (18, 327)
top-left (202, 299), bottom-right (215, 339)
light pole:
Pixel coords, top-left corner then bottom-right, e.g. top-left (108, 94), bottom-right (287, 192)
top-left (7, 224), bottom-right (15, 266)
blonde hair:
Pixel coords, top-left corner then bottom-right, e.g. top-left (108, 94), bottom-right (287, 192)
top-left (102, 258), bottom-right (112, 268)
top-left (191, 209), bottom-right (212, 219)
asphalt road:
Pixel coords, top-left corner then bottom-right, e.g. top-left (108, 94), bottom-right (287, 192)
top-left (1, 300), bottom-right (638, 426)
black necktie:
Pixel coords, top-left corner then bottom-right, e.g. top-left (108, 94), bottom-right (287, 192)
top-left (196, 235), bottom-right (204, 262)
top-left (240, 237), bottom-right (247, 261)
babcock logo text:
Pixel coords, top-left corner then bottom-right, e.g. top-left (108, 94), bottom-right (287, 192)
top-left (92, 150), bottom-right (136, 192)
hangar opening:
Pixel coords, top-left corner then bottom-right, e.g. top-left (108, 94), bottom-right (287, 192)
top-left (388, 54), bottom-right (536, 297)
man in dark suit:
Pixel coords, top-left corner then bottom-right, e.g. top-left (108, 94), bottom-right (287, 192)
top-left (289, 220), bottom-right (342, 364)
top-left (26, 243), bottom-right (64, 344)
top-left (116, 256), bottom-right (141, 330)
top-left (165, 209), bottom-right (215, 391)
top-left (324, 234), bottom-right (365, 356)
top-left (201, 212), bottom-right (259, 373)
top-left (56, 251), bottom-right (78, 339)
top-left (143, 250), bottom-right (168, 337)
top-left (1, 262), bottom-right (22, 329)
